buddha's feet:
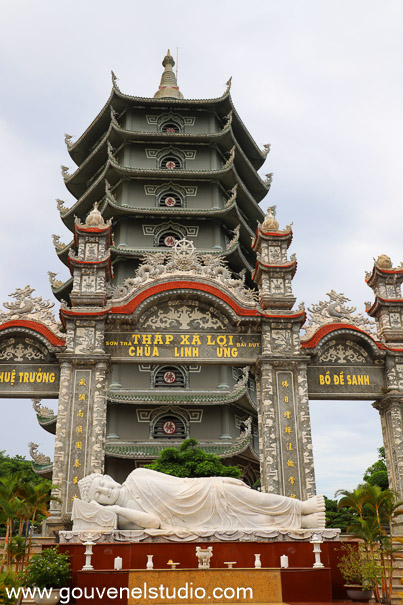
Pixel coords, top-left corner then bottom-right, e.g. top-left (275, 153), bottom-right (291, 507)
top-left (300, 495), bottom-right (326, 515)
top-left (301, 512), bottom-right (326, 529)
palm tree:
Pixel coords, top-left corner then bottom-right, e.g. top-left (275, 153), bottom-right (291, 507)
top-left (16, 479), bottom-right (58, 570)
top-left (337, 484), bottom-right (403, 604)
top-left (0, 477), bottom-right (26, 572)
top-left (0, 476), bottom-right (59, 573)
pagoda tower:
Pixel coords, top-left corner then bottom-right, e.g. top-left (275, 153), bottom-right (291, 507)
top-left (47, 51), bottom-right (273, 521)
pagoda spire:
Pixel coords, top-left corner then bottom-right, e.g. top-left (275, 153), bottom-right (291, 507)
top-left (153, 49), bottom-right (184, 100)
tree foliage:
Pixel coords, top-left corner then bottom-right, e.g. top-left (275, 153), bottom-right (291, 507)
top-left (324, 496), bottom-right (357, 532)
top-left (325, 447), bottom-right (390, 531)
top-left (145, 439), bottom-right (242, 478)
top-left (363, 447), bottom-right (389, 490)
top-left (336, 484), bottom-right (403, 604)
top-left (0, 451), bottom-right (58, 577)
top-left (0, 450), bottom-right (46, 486)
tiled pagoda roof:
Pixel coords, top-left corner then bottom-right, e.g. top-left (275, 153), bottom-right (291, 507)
top-left (67, 85), bottom-right (266, 170)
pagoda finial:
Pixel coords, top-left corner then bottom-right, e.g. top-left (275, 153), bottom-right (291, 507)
top-left (85, 202), bottom-right (105, 227)
top-left (375, 254), bottom-right (393, 269)
top-left (154, 49), bottom-right (184, 100)
top-left (262, 206), bottom-right (279, 232)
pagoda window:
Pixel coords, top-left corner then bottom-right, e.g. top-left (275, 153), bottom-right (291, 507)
top-left (153, 365), bottom-right (187, 388)
top-left (161, 121), bottom-right (181, 134)
top-left (152, 415), bottom-right (187, 439)
top-left (157, 230), bottom-right (184, 248)
top-left (158, 192), bottom-right (184, 208)
top-left (160, 154), bottom-right (183, 170)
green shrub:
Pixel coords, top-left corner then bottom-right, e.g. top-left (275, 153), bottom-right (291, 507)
top-left (338, 544), bottom-right (381, 590)
top-left (23, 547), bottom-right (71, 590)
top-left (0, 570), bottom-right (21, 604)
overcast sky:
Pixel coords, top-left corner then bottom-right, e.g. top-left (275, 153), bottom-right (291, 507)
top-left (1, 0), bottom-right (402, 497)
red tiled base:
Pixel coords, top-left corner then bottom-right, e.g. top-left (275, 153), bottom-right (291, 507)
top-left (56, 540), bottom-right (353, 604)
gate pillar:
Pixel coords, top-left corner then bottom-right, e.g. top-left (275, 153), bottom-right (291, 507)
top-left (253, 209), bottom-right (316, 498)
top-left (49, 356), bottom-right (109, 520)
top-left (373, 394), bottom-right (403, 497)
top-left (47, 207), bottom-right (112, 527)
top-left (366, 254), bottom-right (403, 497)
top-left (256, 342), bottom-right (316, 499)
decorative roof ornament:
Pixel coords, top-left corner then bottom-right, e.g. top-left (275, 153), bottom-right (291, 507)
top-left (64, 133), bottom-right (74, 148)
top-left (261, 206), bottom-right (279, 232)
top-left (262, 143), bottom-right (271, 157)
top-left (105, 179), bottom-right (118, 203)
top-left (28, 442), bottom-right (51, 466)
top-left (60, 165), bottom-right (70, 179)
top-left (227, 224), bottom-right (241, 249)
top-left (110, 105), bottom-right (119, 124)
top-left (264, 173), bottom-right (273, 189)
top-left (0, 285), bottom-right (63, 335)
top-left (225, 76), bottom-right (232, 94)
top-left (56, 199), bottom-right (68, 214)
top-left (52, 234), bottom-right (66, 251)
top-left (107, 141), bottom-right (115, 159)
top-left (168, 238), bottom-right (200, 272)
top-left (78, 202), bottom-right (112, 228)
top-left (239, 268), bottom-right (247, 284)
top-left (48, 271), bottom-right (64, 289)
top-left (365, 255), bottom-right (403, 280)
top-left (32, 399), bottom-right (55, 419)
top-left (224, 110), bottom-right (233, 127)
top-left (375, 254), bottom-right (393, 269)
top-left (153, 49), bottom-right (184, 100)
top-left (302, 290), bottom-right (376, 341)
top-left (110, 238), bottom-right (257, 306)
top-left (234, 416), bottom-right (252, 444)
top-left (225, 184), bottom-right (238, 207)
top-left (223, 146), bottom-right (236, 169)
top-left (234, 367), bottom-right (250, 391)
top-left (111, 70), bottom-right (121, 92)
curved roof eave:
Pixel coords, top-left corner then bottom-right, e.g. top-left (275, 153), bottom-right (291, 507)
top-left (105, 153), bottom-right (268, 206)
top-left (105, 433), bottom-right (258, 461)
top-left (107, 121), bottom-right (268, 197)
top-left (36, 415), bottom-right (57, 434)
top-left (106, 384), bottom-right (250, 406)
top-left (103, 195), bottom-right (255, 243)
top-left (65, 121), bottom-right (268, 203)
top-left (61, 158), bottom-right (265, 230)
top-left (51, 276), bottom-right (73, 303)
top-left (55, 239), bottom-right (75, 265)
top-left (31, 462), bottom-right (53, 478)
top-left (64, 125), bottom-right (111, 196)
top-left (67, 86), bottom-right (266, 170)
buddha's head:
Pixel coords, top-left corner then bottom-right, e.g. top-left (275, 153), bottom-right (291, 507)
top-left (78, 473), bottom-right (121, 505)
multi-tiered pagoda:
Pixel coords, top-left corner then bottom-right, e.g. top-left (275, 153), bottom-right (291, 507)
top-left (42, 51), bottom-right (278, 521)
top-left (3, 51), bottom-right (402, 538)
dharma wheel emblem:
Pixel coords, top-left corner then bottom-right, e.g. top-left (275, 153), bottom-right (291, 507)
top-left (173, 238), bottom-right (195, 256)
top-left (163, 370), bottom-right (176, 384)
top-left (162, 420), bottom-right (177, 435)
top-left (165, 160), bottom-right (176, 170)
top-left (165, 196), bottom-right (177, 207)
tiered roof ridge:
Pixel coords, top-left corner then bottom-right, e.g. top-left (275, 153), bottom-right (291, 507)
top-left (64, 121), bottom-right (268, 201)
top-left (67, 86), bottom-right (265, 169)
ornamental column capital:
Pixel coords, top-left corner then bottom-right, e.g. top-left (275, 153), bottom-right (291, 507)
top-left (373, 392), bottom-right (403, 411)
